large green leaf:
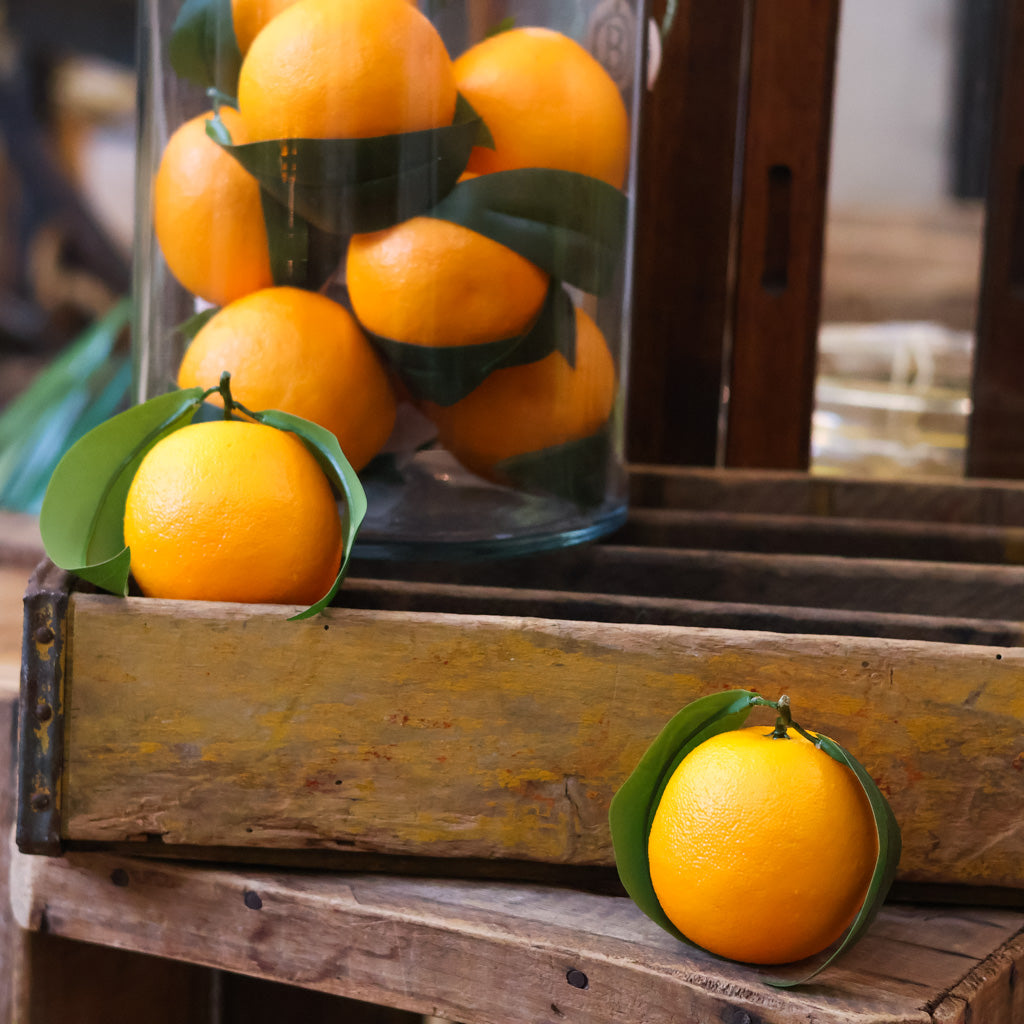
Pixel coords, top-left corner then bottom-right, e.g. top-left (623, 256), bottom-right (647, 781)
top-left (257, 191), bottom-right (351, 291)
top-left (426, 168), bottom-right (628, 295)
top-left (249, 408), bottom-right (367, 620)
top-left (207, 95), bottom-right (486, 236)
top-left (370, 280), bottom-right (576, 407)
top-left (492, 426), bottom-right (612, 508)
top-left (608, 690), bottom-right (763, 945)
top-left (168, 0), bottom-right (242, 96)
top-left (39, 388), bottom-right (209, 595)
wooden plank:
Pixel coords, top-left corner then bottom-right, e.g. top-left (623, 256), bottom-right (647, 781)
top-left (0, 670), bottom-right (21, 1024)
top-left (967, 0), bottom-right (1024, 478)
top-left (339, 576), bottom-right (1024, 648)
top-left (356, 545), bottom-right (1024, 621)
top-left (616, 507), bottom-right (1024, 565)
top-left (12, 935), bottom-right (217, 1024)
top-left (628, 465), bottom-right (1024, 525)
top-left (11, 849), bottom-right (1024, 1024)
top-left (627, 0), bottom-right (746, 466)
top-left (724, 0), bottom-right (840, 469)
top-left (53, 594), bottom-right (1024, 890)
top-left (218, 975), bottom-right (421, 1023)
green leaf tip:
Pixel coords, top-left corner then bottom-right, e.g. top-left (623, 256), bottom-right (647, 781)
top-left (250, 408), bottom-right (367, 620)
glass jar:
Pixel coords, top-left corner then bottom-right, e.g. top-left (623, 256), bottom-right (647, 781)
top-left (133, 0), bottom-right (646, 558)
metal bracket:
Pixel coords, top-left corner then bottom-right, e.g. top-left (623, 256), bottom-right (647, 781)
top-left (17, 560), bottom-right (72, 856)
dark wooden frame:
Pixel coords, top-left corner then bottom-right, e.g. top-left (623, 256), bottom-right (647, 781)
top-left (967, 0), bottom-right (1024, 478)
top-left (629, 0), bottom-right (841, 471)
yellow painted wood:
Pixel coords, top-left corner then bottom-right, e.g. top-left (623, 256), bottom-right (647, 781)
top-left (61, 593), bottom-right (1024, 889)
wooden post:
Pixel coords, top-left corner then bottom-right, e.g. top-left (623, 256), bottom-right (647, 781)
top-left (966, 0), bottom-right (1024, 478)
top-left (627, 0), bottom-right (748, 466)
top-left (724, 0), bottom-right (841, 469)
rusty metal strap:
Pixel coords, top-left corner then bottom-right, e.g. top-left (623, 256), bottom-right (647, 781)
top-left (17, 560), bottom-right (72, 856)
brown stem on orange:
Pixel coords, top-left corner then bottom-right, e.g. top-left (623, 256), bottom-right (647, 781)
top-left (771, 694), bottom-right (792, 739)
top-left (218, 371), bottom-right (235, 420)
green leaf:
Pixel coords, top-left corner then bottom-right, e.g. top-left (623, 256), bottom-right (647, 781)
top-left (207, 94), bottom-right (484, 236)
top-left (426, 168), bottom-right (628, 295)
top-left (168, 0), bottom-right (242, 96)
top-left (0, 299), bottom-right (132, 513)
top-left (491, 424), bottom-right (611, 508)
top-left (177, 307), bottom-right (219, 342)
top-left (0, 358), bottom-right (132, 514)
top-left (39, 388), bottom-right (208, 595)
top-left (370, 281), bottom-right (576, 407)
top-left (608, 689), bottom-right (763, 946)
top-left (250, 409), bottom-right (367, 620)
top-left (759, 735), bottom-right (904, 988)
top-left (485, 16), bottom-right (516, 38)
top-left (258, 191), bottom-right (351, 291)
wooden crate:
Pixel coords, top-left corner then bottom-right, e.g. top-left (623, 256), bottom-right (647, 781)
top-left (16, 468), bottom-right (1024, 901)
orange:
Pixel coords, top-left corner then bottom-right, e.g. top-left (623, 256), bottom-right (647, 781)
top-left (423, 307), bottom-right (615, 478)
top-left (453, 27), bottom-right (630, 188)
top-left (237, 0), bottom-right (457, 141)
top-left (647, 725), bottom-right (878, 965)
top-left (123, 419), bottom-right (343, 605)
top-left (231, 0), bottom-right (416, 55)
top-left (177, 286), bottom-right (397, 472)
top-left (231, 0), bottom-right (300, 54)
top-left (153, 107), bottom-right (273, 308)
top-left (346, 216), bottom-right (549, 348)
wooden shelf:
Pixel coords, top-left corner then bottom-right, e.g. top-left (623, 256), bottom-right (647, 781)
top-left (9, 843), bottom-right (1024, 1024)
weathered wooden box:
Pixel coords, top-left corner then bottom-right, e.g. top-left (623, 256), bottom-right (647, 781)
top-left (17, 467), bottom-right (1024, 900)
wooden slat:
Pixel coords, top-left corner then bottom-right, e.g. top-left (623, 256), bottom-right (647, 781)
top-left (967, 0), bottom-right (1024, 477)
top-left (355, 545), bottom-right (1024, 621)
top-left (616, 507), bottom-right (1024, 564)
top-left (53, 593), bottom-right (1024, 890)
top-left (627, 0), bottom-right (746, 465)
top-left (10, 849), bottom-right (1024, 1024)
top-left (338, 576), bottom-right (1024, 648)
top-left (629, 465), bottom-right (1024, 524)
top-left (725, 0), bottom-right (840, 469)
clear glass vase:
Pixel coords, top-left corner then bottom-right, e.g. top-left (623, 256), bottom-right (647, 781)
top-left (133, 0), bottom-right (646, 559)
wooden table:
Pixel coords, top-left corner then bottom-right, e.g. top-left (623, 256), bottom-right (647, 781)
top-left (3, 516), bottom-right (1024, 1023)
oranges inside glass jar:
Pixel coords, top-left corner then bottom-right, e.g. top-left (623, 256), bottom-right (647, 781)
top-left (134, 0), bottom-right (647, 557)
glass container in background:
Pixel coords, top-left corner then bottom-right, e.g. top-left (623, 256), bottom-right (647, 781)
top-left (133, 0), bottom-right (647, 558)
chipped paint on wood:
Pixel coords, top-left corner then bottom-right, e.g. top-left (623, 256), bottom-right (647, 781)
top-left (57, 593), bottom-right (1024, 889)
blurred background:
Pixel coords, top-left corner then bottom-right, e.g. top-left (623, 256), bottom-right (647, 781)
top-left (0, 0), bottom-right (999, 512)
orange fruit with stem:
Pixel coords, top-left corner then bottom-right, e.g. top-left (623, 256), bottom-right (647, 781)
top-left (422, 306), bottom-right (616, 479)
top-left (647, 706), bottom-right (878, 965)
top-left (346, 216), bottom-right (550, 349)
top-left (237, 0), bottom-right (457, 141)
top-left (177, 286), bottom-right (397, 472)
top-left (453, 26), bottom-right (630, 188)
top-left (153, 106), bottom-right (273, 307)
top-left (123, 417), bottom-right (343, 605)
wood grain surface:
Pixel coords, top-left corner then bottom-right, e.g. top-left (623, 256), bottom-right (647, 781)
top-left (10, 845), bottom-right (1024, 1024)
top-left (725, 0), bottom-right (840, 470)
top-left (57, 593), bottom-right (1024, 890)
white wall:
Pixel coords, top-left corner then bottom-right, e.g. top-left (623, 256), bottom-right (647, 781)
top-left (828, 0), bottom-right (957, 208)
